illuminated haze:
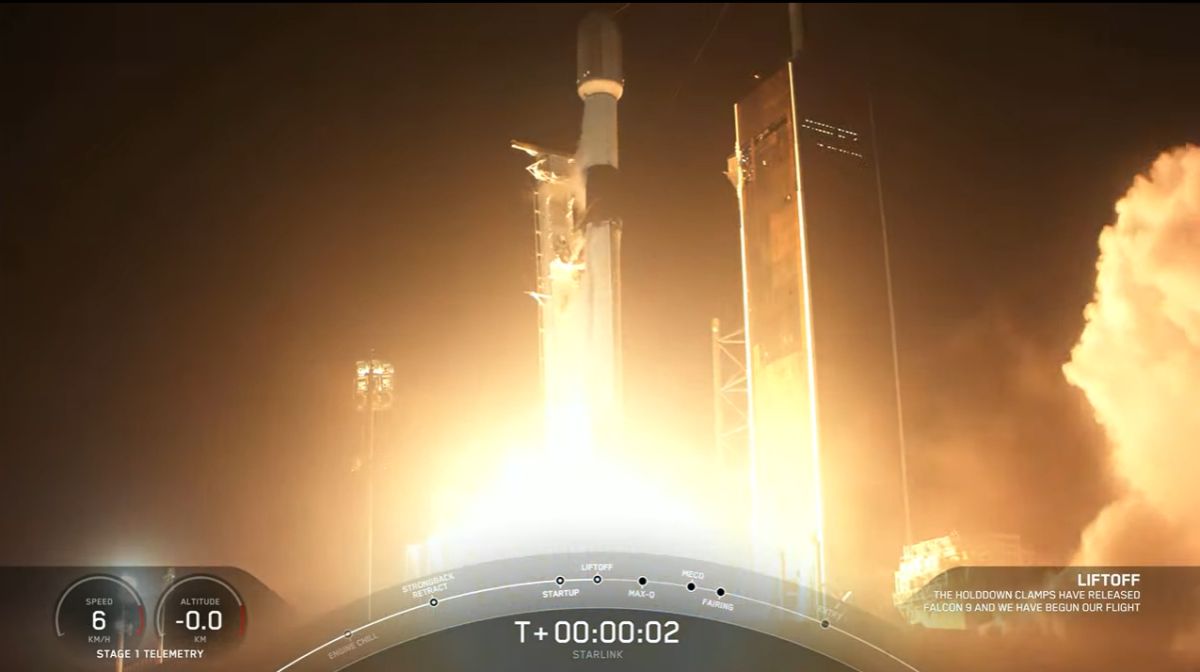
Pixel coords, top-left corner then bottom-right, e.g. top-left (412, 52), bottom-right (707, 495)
top-left (5, 5), bottom-right (1200, 626)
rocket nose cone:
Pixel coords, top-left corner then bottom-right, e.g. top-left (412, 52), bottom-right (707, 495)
top-left (577, 11), bottom-right (622, 88)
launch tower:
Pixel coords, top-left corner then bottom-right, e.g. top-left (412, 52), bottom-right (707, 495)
top-left (730, 12), bottom-right (907, 610)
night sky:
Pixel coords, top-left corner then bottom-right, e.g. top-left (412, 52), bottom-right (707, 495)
top-left (2, 4), bottom-right (1198, 611)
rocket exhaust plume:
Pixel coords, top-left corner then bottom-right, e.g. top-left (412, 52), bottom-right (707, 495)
top-left (1064, 145), bottom-right (1200, 656)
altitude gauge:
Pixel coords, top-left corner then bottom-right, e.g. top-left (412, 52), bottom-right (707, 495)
top-left (155, 574), bottom-right (246, 658)
top-left (54, 574), bottom-right (145, 658)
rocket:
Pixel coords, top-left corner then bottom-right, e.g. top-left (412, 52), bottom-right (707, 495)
top-left (576, 11), bottom-right (623, 174)
top-left (513, 11), bottom-right (624, 455)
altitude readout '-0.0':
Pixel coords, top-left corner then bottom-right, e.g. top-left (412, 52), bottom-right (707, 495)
top-left (514, 619), bottom-right (681, 645)
top-left (155, 575), bottom-right (247, 657)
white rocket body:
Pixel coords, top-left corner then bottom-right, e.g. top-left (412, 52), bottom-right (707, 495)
top-left (516, 12), bottom-right (624, 455)
top-left (576, 10), bottom-right (623, 174)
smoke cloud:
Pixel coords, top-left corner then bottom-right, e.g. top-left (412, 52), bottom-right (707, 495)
top-left (908, 309), bottom-right (1110, 559)
top-left (1064, 145), bottom-right (1200, 569)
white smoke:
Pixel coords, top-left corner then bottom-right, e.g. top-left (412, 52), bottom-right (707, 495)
top-left (1064, 144), bottom-right (1200, 567)
top-left (1063, 145), bottom-right (1200, 663)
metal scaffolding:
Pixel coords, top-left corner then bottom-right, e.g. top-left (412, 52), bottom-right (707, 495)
top-left (354, 357), bottom-right (394, 621)
top-left (710, 318), bottom-right (748, 471)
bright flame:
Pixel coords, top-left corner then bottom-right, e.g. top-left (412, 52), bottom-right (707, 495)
top-left (418, 430), bottom-right (729, 575)
top-left (435, 450), bottom-right (696, 540)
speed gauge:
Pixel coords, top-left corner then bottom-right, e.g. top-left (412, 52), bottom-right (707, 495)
top-left (54, 574), bottom-right (145, 659)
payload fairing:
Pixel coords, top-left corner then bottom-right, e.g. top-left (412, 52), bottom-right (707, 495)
top-left (514, 12), bottom-right (624, 455)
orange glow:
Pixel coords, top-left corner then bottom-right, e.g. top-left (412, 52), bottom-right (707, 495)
top-left (408, 406), bottom-right (739, 578)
